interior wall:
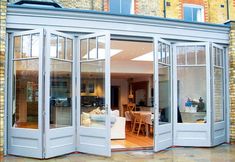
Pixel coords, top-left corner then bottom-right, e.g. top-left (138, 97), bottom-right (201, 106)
top-left (111, 78), bottom-right (128, 116)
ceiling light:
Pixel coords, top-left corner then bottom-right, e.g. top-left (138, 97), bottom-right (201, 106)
top-left (131, 52), bottom-right (153, 61)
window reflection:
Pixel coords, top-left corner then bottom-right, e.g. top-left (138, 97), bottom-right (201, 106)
top-left (50, 60), bottom-right (72, 128)
top-left (177, 45), bottom-right (207, 123)
top-left (32, 34), bottom-right (40, 57)
top-left (13, 59), bottom-right (39, 129)
top-left (159, 64), bottom-right (171, 124)
top-left (22, 35), bottom-right (31, 58)
top-left (80, 61), bottom-right (105, 128)
top-left (14, 36), bottom-right (21, 59)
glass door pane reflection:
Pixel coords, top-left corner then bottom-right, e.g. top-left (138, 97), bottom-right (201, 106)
top-left (80, 60), bottom-right (106, 128)
top-left (159, 64), bottom-right (171, 124)
top-left (50, 59), bottom-right (72, 128)
top-left (13, 59), bottom-right (39, 129)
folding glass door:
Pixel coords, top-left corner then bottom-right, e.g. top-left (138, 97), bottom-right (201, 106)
top-left (211, 44), bottom-right (226, 146)
top-left (154, 38), bottom-right (173, 151)
top-left (8, 29), bottom-right (44, 158)
top-left (44, 30), bottom-right (76, 158)
top-left (173, 42), bottom-right (211, 146)
top-left (77, 33), bottom-right (111, 156)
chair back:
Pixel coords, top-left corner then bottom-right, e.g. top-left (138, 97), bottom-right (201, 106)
top-left (133, 112), bottom-right (142, 122)
top-left (128, 110), bottom-right (135, 122)
top-left (127, 103), bottom-right (136, 111)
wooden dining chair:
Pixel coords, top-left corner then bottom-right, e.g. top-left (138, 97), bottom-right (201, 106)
top-left (131, 112), bottom-right (146, 136)
top-left (128, 110), bottom-right (135, 131)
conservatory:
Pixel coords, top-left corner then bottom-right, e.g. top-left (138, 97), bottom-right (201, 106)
top-left (4, 4), bottom-right (230, 158)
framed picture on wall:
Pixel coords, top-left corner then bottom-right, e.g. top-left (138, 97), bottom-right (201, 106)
top-left (81, 83), bottom-right (86, 93)
top-left (88, 82), bottom-right (94, 93)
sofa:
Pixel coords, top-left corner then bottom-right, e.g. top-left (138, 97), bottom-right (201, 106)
top-left (81, 109), bottom-right (126, 139)
top-left (110, 110), bottom-right (126, 139)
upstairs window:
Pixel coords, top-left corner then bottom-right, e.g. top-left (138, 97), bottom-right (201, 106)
top-left (183, 4), bottom-right (204, 22)
top-left (109, 0), bottom-right (134, 14)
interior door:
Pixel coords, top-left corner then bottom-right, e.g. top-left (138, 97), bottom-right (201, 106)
top-left (44, 30), bottom-right (75, 158)
top-left (173, 42), bottom-right (211, 146)
top-left (8, 29), bottom-right (44, 158)
top-left (77, 33), bottom-right (111, 156)
top-left (154, 38), bottom-right (173, 151)
top-left (211, 43), bottom-right (226, 146)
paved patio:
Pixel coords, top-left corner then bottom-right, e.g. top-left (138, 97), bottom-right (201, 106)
top-left (1, 144), bottom-right (235, 162)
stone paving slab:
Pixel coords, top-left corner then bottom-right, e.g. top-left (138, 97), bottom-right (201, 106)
top-left (0, 144), bottom-right (235, 162)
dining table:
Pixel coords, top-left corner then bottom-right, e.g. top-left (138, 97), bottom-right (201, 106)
top-left (125, 111), bottom-right (153, 136)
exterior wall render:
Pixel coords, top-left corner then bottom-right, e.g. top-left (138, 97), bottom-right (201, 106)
top-left (0, 0), bottom-right (7, 156)
top-left (230, 21), bottom-right (235, 144)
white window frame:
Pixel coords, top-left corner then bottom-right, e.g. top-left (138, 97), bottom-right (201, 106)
top-left (183, 4), bottom-right (204, 22)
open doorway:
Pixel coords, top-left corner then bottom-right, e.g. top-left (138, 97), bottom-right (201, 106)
top-left (110, 38), bottom-right (154, 149)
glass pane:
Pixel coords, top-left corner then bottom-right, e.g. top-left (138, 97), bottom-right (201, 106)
top-left (186, 46), bottom-right (196, 65)
top-left (32, 34), bottom-right (40, 57)
top-left (213, 47), bottom-right (217, 65)
top-left (177, 67), bottom-right (207, 123)
top-left (220, 49), bottom-right (223, 67)
top-left (80, 61), bottom-right (105, 128)
top-left (109, 0), bottom-right (121, 14)
top-left (184, 7), bottom-right (192, 21)
top-left (162, 43), bottom-right (166, 63)
top-left (214, 67), bottom-right (224, 122)
top-left (89, 37), bottom-right (97, 60)
top-left (50, 34), bottom-right (58, 58)
top-left (216, 48), bottom-right (222, 66)
top-left (58, 36), bottom-right (65, 59)
top-left (50, 59), bottom-right (72, 128)
top-left (166, 45), bottom-right (170, 64)
top-left (12, 59), bottom-right (39, 129)
top-left (121, 0), bottom-right (132, 14)
top-left (22, 35), bottom-right (31, 58)
top-left (177, 46), bottom-right (185, 65)
top-left (14, 36), bottom-right (21, 59)
top-left (158, 42), bottom-right (162, 62)
top-left (193, 8), bottom-right (200, 21)
top-left (97, 36), bottom-right (106, 59)
top-left (197, 45), bottom-right (206, 64)
top-left (66, 38), bottom-right (73, 60)
top-left (80, 39), bottom-right (88, 61)
top-left (159, 64), bottom-right (171, 124)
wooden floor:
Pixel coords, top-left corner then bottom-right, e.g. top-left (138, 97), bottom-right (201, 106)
top-left (111, 127), bottom-right (154, 149)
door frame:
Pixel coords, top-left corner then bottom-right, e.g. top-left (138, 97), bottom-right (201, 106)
top-left (44, 29), bottom-right (76, 158)
top-left (211, 43), bottom-right (227, 146)
top-left (173, 42), bottom-right (211, 146)
top-left (7, 29), bottom-right (44, 158)
top-left (77, 32), bottom-right (111, 156)
top-left (154, 37), bottom-right (173, 152)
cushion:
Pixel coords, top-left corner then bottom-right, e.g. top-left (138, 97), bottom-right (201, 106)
top-left (90, 114), bottom-right (117, 124)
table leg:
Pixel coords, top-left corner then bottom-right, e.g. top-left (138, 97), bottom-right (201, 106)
top-left (145, 123), bottom-right (149, 136)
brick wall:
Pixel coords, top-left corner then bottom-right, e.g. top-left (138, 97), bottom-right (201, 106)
top-left (230, 21), bottom-right (235, 144)
top-left (135, 0), bottom-right (158, 16)
top-left (207, 0), bottom-right (227, 23)
top-left (0, 0), bottom-right (7, 156)
top-left (156, 0), bottom-right (228, 23)
top-left (230, 0), bottom-right (235, 20)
